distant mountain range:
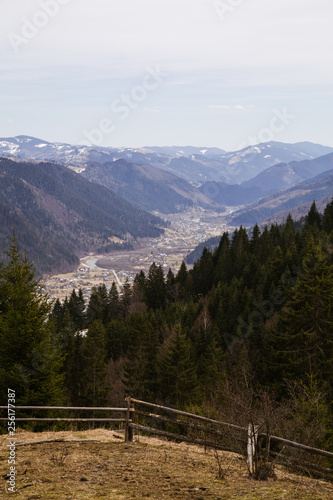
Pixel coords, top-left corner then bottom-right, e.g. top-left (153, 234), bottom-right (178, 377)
top-left (1, 136), bottom-right (332, 186)
top-left (0, 157), bottom-right (164, 275)
top-left (200, 152), bottom-right (333, 206)
top-left (229, 168), bottom-right (333, 226)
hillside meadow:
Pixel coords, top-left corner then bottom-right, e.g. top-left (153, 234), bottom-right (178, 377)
top-left (1, 429), bottom-right (333, 499)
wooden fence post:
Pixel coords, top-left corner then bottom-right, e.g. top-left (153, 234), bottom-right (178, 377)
top-left (247, 423), bottom-right (259, 475)
top-left (125, 398), bottom-right (133, 443)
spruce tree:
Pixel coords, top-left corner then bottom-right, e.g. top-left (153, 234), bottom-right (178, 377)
top-left (61, 312), bottom-right (85, 406)
top-left (158, 324), bottom-right (198, 407)
top-left (266, 243), bottom-right (333, 396)
top-left (123, 312), bottom-right (158, 399)
top-left (305, 201), bottom-right (322, 230)
top-left (166, 268), bottom-right (176, 303)
top-left (323, 198), bottom-right (333, 235)
top-left (120, 279), bottom-right (132, 319)
top-left (250, 224), bottom-right (261, 255)
top-left (68, 288), bottom-right (86, 330)
top-left (145, 263), bottom-right (166, 309)
top-left (86, 285), bottom-right (108, 325)
top-left (176, 262), bottom-right (189, 301)
top-left (282, 214), bottom-right (297, 258)
top-left (214, 232), bottom-right (232, 285)
top-left (107, 281), bottom-right (121, 321)
top-left (82, 319), bottom-right (108, 406)
top-left (0, 235), bottom-right (63, 405)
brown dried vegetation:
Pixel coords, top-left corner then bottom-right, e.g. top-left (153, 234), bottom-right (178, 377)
top-left (1, 429), bottom-right (333, 499)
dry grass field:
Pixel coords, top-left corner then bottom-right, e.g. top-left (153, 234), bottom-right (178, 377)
top-left (1, 429), bottom-right (333, 499)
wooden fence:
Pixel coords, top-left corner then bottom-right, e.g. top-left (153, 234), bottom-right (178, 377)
top-left (1, 398), bottom-right (333, 481)
top-left (0, 405), bottom-right (128, 424)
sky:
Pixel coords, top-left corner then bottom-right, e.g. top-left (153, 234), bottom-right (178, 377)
top-left (1, 0), bottom-right (333, 150)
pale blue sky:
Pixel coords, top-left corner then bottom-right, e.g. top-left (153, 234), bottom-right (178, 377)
top-left (1, 0), bottom-right (333, 150)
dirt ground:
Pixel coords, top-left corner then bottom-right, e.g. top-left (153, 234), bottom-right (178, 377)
top-left (1, 428), bottom-right (333, 499)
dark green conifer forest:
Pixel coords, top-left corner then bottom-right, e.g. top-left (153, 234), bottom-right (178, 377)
top-left (1, 199), bottom-right (333, 451)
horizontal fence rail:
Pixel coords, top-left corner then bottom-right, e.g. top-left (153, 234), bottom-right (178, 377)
top-left (258, 432), bottom-right (333, 460)
top-left (0, 405), bottom-right (130, 425)
top-left (0, 406), bottom-right (128, 411)
top-left (130, 398), bottom-right (247, 432)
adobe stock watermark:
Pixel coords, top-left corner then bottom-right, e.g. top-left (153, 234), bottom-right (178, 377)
top-left (237, 107), bottom-right (296, 152)
top-left (7, 0), bottom-right (72, 54)
top-left (202, 107), bottom-right (296, 200)
top-left (82, 65), bottom-right (166, 147)
top-left (213, 0), bottom-right (246, 22)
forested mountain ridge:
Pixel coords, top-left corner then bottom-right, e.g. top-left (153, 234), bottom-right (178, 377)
top-left (0, 157), bottom-right (164, 275)
top-left (81, 159), bottom-right (216, 213)
top-left (229, 169), bottom-right (333, 225)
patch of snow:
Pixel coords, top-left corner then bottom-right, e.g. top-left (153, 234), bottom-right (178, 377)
top-left (1, 143), bottom-right (20, 152)
top-left (200, 149), bottom-right (208, 154)
top-left (264, 155), bottom-right (272, 158)
top-left (228, 155), bottom-right (242, 165)
top-left (35, 143), bottom-right (48, 148)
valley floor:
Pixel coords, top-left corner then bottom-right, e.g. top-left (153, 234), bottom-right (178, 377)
top-left (43, 207), bottom-right (239, 302)
top-left (1, 428), bottom-right (333, 499)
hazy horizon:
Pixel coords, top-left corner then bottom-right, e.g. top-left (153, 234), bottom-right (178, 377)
top-left (1, 0), bottom-right (333, 150)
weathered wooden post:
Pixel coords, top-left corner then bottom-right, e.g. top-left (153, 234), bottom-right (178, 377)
top-left (125, 397), bottom-right (133, 442)
top-left (247, 423), bottom-right (259, 475)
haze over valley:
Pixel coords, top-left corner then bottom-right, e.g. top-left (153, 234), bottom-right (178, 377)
top-left (1, 135), bottom-right (332, 300)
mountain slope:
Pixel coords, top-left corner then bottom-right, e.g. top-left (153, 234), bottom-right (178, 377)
top-left (81, 159), bottom-right (216, 213)
top-left (260, 195), bottom-right (333, 226)
top-left (241, 152), bottom-right (333, 195)
top-left (213, 141), bottom-right (333, 182)
top-left (200, 152), bottom-right (333, 206)
top-left (0, 157), bottom-right (164, 275)
top-left (229, 169), bottom-right (333, 226)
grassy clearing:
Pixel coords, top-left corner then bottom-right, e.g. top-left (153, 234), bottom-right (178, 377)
top-left (1, 429), bottom-right (333, 499)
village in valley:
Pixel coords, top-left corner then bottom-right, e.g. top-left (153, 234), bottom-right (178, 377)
top-left (42, 207), bottom-right (238, 302)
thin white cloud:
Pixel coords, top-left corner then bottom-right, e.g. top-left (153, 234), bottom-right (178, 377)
top-left (208, 104), bottom-right (255, 111)
top-left (143, 107), bottom-right (160, 113)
